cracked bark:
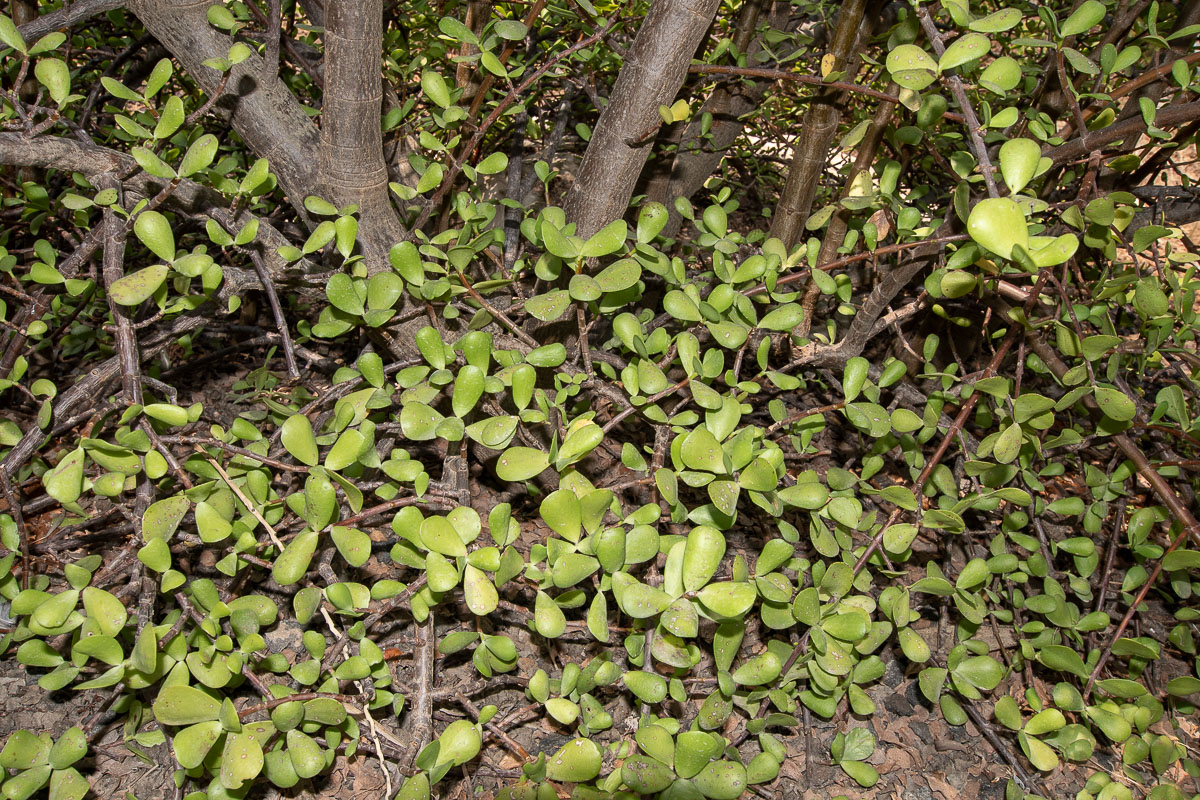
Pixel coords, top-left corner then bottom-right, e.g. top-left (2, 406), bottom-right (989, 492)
top-left (563, 0), bottom-right (723, 239)
top-left (15, 0), bottom-right (125, 42)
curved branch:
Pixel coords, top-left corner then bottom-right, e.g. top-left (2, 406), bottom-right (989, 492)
top-left (125, 0), bottom-right (320, 213)
top-left (1046, 100), bottom-right (1200, 167)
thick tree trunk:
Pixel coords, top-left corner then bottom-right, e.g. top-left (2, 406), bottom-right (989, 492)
top-left (563, 0), bottom-right (723, 239)
top-left (320, 0), bottom-right (405, 268)
top-left (127, 0), bottom-right (320, 214)
top-left (767, 0), bottom-right (872, 249)
top-left (644, 0), bottom-right (785, 239)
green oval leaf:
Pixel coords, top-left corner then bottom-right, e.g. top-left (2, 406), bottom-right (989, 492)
top-left (939, 32), bottom-right (989, 72)
top-left (280, 414), bottom-right (319, 467)
top-left (999, 138), bottom-right (1041, 194)
top-left (1060, 0), bottom-right (1106, 38)
top-left (34, 58), bottom-right (70, 103)
top-left (154, 685), bottom-right (221, 726)
top-left (970, 8), bottom-right (1021, 33)
top-left (967, 197), bottom-right (1028, 259)
top-left (273, 530), bottom-right (318, 585)
top-left (109, 264), bottom-right (169, 306)
top-left (496, 446), bottom-right (549, 481)
top-left (421, 69), bottom-right (451, 108)
top-left (435, 719), bottom-right (481, 766)
top-left (546, 737), bottom-right (602, 783)
top-left (133, 210), bottom-right (175, 262)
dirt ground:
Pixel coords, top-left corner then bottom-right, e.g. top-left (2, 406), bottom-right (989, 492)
top-left (3, 630), bottom-right (1166, 800)
top-left (1, 351), bottom-right (1196, 800)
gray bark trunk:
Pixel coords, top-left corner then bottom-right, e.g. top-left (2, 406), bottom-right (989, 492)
top-left (127, 0), bottom-right (320, 215)
top-left (563, 0), bottom-right (723, 239)
top-left (320, 0), bottom-right (405, 268)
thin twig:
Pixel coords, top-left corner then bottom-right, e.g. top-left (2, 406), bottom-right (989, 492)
top-left (688, 64), bottom-right (965, 124)
top-left (192, 444), bottom-right (285, 549)
top-left (248, 251), bottom-right (300, 379)
top-left (917, 8), bottom-right (999, 197)
top-left (412, 15), bottom-right (625, 235)
top-left (454, 691), bottom-right (532, 762)
top-left (161, 435), bottom-right (308, 472)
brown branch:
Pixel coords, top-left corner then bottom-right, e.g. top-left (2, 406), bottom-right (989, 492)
top-left (1, 315), bottom-right (203, 479)
top-left (744, 232), bottom-right (972, 298)
top-left (160, 435), bottom-right (308, 472)
top-left (798, 83), bottom-right (900, 337)
top-left (787, 232), bottom-right (947, 370)
top-left (1085, 524), bottom-right (1193, 697)
top-left (263, 0), bottom-right (282, 81)
top-left (645, 0), bottom-right (778, 238)
top-left (464, 0), bottom-right (548, 121)
top-left (237, 691), bottom-right (358, 719)
top-left (917, 7), bottom-right (998, 197)
top-left (1046, 100), bottom-right (1200, 167)
top-left (0, 134), bottom-right (314, 280)
top-left (413, 16), bottom-right (623, 237)
top-left (248, 251), bottom-right (300, 379)
top-left (454, 691), bottom-right (532, 763)
top-left (687, 65), bottom-right (966, 122)
top-left (764, 402), bottom-right (846, 436)
top-left (768, 0), bottom-right (872, 248)
top-left (98, 177), bottom-right (143, 408)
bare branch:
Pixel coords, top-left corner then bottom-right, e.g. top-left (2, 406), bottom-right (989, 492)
top-left (16, 0), bottom-right (124, 42)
